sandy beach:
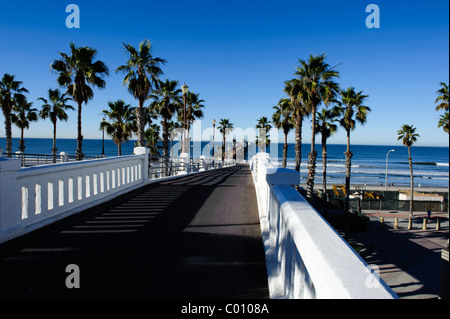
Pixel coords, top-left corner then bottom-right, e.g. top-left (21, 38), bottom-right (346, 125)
top-left (300, 183), bottom-right (449, 194)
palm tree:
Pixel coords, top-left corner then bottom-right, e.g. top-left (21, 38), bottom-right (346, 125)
top-left (38, 88), bottom-right (75, 162)
top-left (314, 108), bottom-right (338, 199)
top-left (176, 91), bottom-right (205, 154)
top-left (284, 78), bottom-right (310, 173)
top-left (11, 95), bottom-right (38, 152)
top-left (435, 82), bottom-right (449, 111)
top-left (100, 100), bottom-right (137, 156)
top-left (294, 54), bottom-right (340, 201)
top-left (51, 42), bottom-right (109, 160)
top-left (181, 91), bottom-right (205, 135)
top-left (435, 82), bottom-right (449, 134)
top-left (145, 124), bottom-right (162, 156)
top-left (256, 116), bottom-right (272, 151)
top-left (142, 104), bottom-right (158, 128)
top-left (272, 98), bottom-right (294, 168)
top-left (397, 124), bottom-right (420, 216)
top-left (218, 118), bottom-right (233, 161)
top-left (438, 112), bottom-right (449, 134)
top-left (168, 120), bottom-right (181, 157)
top-left (335, 87), bottom-right (371, 215)
top-left (149, 79), bottom-right (182, 159)
top-left (0, 73), bottom-right (29, 156)
top-left (116, 40), bottom-right (167, 147)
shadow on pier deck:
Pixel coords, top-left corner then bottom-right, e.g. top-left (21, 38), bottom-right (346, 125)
top-left (0, 164), bottom-right (269, 299)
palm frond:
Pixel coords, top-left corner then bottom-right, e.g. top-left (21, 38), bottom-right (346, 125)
top-left (397, 124), bottom-right (420, 146)
top-left (438, 112), bottom-right (449, 134)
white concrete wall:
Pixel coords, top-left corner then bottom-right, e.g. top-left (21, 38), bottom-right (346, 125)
top-left (250, 153), bottom-right (397, 299)
top-left (0, 150), bottom-right (149, 244)
top-left (0, 149), bottom-right (236, 245)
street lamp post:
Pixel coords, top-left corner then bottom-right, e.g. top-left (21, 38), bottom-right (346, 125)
top-left (181, 83), bottom-right (189, 154)
top-left (385, 149), bottom-right (395, 191)
top-left (101, 117), bottom-right (105, 157)
top-left (212, 119), bottom-right (216, 157)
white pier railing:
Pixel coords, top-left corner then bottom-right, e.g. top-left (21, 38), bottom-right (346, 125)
top-left (250, 153), bottom-right (397, 299)
top-left (0, 147), bottom-right (235, 244)
top-left (0, 149), bottom-right (149, 244)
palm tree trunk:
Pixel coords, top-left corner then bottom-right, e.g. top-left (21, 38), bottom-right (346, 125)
top-left (118, 142), bottom-right (122, 156)
top-left (283, 133), bottom-right (288, 168)
top-left (408, 146), bottom-right (414, 216)
top-left (75, 101), bottom-right (84, 161)
top-left (258, 128), bottom-right (266, 153)
top-left (344, 129), bottom-right (353, 215)
top-left (162, 119), bottom-right (169, 158)
top-left (52, 120), bottom-right (58, 163)
top-left (136, 98), bottom-right (146, 147)
top-left (306, 106), bottom-right (317, 201)
top-left (3, 104), bottom-right (13, 157)
top-left (294, 115), bottom-right (302, 172)
top-left (18, 128), bottom-right (25, 152)
top-left (322, 133), bottom-right (328, 200)
top-left (187, 127), bottom-right (191, 157)
top-left (343, 129), bottom-right (353, 240)
top-left (162, 119), bottom-right (169, 177)
top-left (222, 135), bottom-right (226, 161)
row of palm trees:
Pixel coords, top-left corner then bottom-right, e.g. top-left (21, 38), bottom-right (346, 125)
top-left (100, 79), bottom-right (205, 157)
top-left (394, 81), bottom-right (448, 216)
top-left (1, 41), bottom-right (207, 160)
top-left (270, 55), bottom-right (448, 217)
top-left (268, 54), bottom-right (370, 214)
top-left (0, 75), bottom-right (73, 158)
top-left (1, 74), bottom-right (31, 155)
top-left (435, 82), bottom-right (449, 134)
top-left (52, 41), bottom-right (207, 160)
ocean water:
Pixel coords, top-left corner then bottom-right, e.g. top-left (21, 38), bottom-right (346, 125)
top-left (1, 137), bottom-right (448, 188)
top-left (268, 143), bottom-right (449, 188)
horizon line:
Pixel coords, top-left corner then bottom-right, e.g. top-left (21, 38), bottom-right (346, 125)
top-left (1, 136), bottom-right (448, 148)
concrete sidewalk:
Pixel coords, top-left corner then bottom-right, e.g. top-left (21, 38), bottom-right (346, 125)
top-left (0, 164), bottom-right (269, 299)
top-left (347, 210), bottom-right (449, 299)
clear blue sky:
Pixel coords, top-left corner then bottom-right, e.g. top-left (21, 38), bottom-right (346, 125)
top-left (0, 0), bottom-right (448, 147)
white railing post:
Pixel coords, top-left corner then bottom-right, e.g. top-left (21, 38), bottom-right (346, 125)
top-left (179, 153), bottom-right (189, 175)
top-left (133, 147), bottom-right (150, 182)
top-left (0, 158), bottom-right (23, 242)
top-left (199, 155), bottom-right (206, 172)
top-left (60, 152), bottom-right (68, 163)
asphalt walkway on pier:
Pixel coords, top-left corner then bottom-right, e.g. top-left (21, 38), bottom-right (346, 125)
top-left (0, 164), bottom-right (269, 299)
